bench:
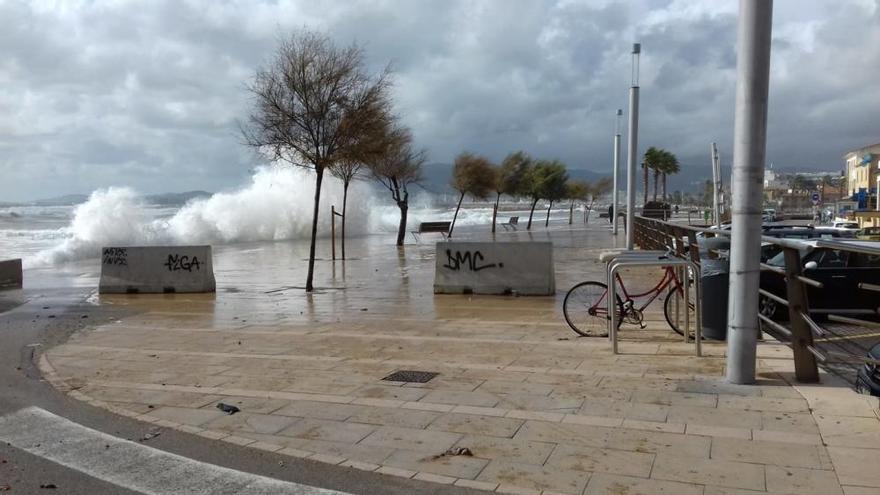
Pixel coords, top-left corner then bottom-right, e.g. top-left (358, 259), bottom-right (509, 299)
top-left (412, 221), bottom-right (451, 241)
top-left (501, 216), bottom-right (519, 231)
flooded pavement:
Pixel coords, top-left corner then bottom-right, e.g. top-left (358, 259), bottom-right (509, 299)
top-left (35, 222), bottom-right (880, 495)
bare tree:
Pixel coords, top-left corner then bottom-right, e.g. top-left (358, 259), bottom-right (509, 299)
top-left (449, 152), bottom-right (494, 237)
top-left (369, 127), bottom-right (426, 246)
top-left (243, 31), bottom-right (391, 292)
top-left (330, 115), bottom-right (395, 259)
top-left (491, 151), bottom-right (531, 233)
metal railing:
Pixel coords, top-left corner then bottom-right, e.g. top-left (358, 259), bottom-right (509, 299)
top-left (633, 216), bottom-right (880, 383)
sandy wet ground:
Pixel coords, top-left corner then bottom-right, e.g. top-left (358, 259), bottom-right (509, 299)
top-left (37, 222), bottom-right (880, 495)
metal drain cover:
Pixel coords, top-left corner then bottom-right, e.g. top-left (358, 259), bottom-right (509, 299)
top-left (382, 370), bottom-right (439, 383)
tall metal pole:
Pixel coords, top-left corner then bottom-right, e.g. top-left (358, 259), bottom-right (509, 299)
top-left (727, 0), bottom-right (773, 385)
top-left (625, 43), bottom-right (640, 250)
top-left (612, 109), bottom-right (623, 235)
top-left (711, 142), bottom-right (721, 227)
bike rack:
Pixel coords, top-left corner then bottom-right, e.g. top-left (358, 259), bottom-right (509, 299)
top-left (602, 250), bottom-right (702, 356)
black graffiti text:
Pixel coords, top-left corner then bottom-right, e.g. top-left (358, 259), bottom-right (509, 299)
top-left (163, 254), bottom-right (201, 272)
top-left (102, 247), bottom-right (128, 266)
top-left (443, 250), bottom-right (502, 271)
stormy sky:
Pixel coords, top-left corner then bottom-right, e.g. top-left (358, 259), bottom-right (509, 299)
top-left (1, 0), bottom-right (879, 201)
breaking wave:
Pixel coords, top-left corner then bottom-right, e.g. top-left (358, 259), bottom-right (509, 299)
top-left (24, 166), bottom-right (496, 268)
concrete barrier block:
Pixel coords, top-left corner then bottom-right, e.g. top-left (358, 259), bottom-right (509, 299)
top-left (99, 246), bottom-right (216, 294)
top-left (434, 242), bottom-right (555, 296)
top-left (0, 259), bottom-right (23, 289)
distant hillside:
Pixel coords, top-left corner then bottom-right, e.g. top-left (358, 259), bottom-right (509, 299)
top-left (32, 194), bottom-right (90, 206)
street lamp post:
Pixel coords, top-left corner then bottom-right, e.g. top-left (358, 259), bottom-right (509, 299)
top-left (612, 109), bottom-right (623, 235)
top-left (625, 44), bottom-right (641, 250)
top-left (726, 0), bottom-right (774, 385)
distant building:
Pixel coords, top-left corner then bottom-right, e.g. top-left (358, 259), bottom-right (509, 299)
top-left (843, 142), bottom-right (880, 209)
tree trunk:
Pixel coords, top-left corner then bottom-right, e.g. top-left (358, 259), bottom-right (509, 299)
top-left (527, 198), bottom-right (538, 230)
top-left (341, 181), bottom-right (349, 260)
top-left (492, 193), bottom-right (500, 233)
top-left (586, 199), bottom-right (594, 224)
top-left (396, 200), bottom-right (408, 246)
top-left (662, 173), bottom-right (668, 201)
top-left (305, 169), bottom-right (324, 292)
top-left (568, 202), bottom-right (574, 224)
top-left (642, 164), bottom-right (649, 205)
top-left (653, 169), bottom-right (660, 201)
top-left (545, 200), bottom-right (553, 227)
top-left (448, 191), bottom-right (465, 237)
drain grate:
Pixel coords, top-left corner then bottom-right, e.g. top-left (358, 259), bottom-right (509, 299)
top-left (382, 370), bottom-right (439, 383)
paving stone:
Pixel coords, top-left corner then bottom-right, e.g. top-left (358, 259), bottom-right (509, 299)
top-left (451, 405), bottom-right (508, 417)
top-left (814, 414), bottom-right (880, 448)
top-left (584, 473), bottom-right (703, 495)
top-left (842, 486), bottom-right (880, 495)
top-left (685, 424), bottom-right (751, 439)
top-left (630, 390), bottom-right (719, 407)
top-left (452, 435), bottom-right (555, 465)
top-left (513, 421), bottom-right (610, 449)
top-left (579, 399), bottom-right (669, 422)
top-left (765, 465), bottom-right (844, 495)
top-left (760, 411), bottom-right (821, 435)
top-left (383, 449), bottom-right (489, 479)
top-left (204, 396), bottom-right (291, 415)
top-left (621, 419), bottom-right (685, 434)
top-left (751, 429), bottom-right (822, 445)
top-left (497, 394), bottom-right (583, 413)
top-left (651, 454), bottom-right (765, 491)
top-left (277, 418), bottom-right (375, 443)
top-left (718, 395), bottom-right (811, 413)
top-left (427, 413), bottom-right (524, 438)
top-left (300, 439), bottom-right (394, 465)
top-left (346, 406), bottom-right (440, 429)
top-left (667, 405), bottom-right (762, 429)
top-left (272, 400), bottom-right (364, 421)
top-left (505, 410), bottom-right (564, 423)
top-left (546, 444), bottom-right (654, 478)
top-left (827, 446), bottom-right (880, 488)
top-left (148, 406), bottom-right (227, 426)
top-left (204, 412), bottom-right (299, 435)
top-left (421, 389), bottom-right (501, 407)
top-left (711, 437), bottom-right (828, 469)
top-left (562, 414), bottom-right (623, 428)
top-left (454, 479), bottom-right (498, 491)
top-left (675, 379), bottom-right (763, 397)
top-left (237, 432), bottom-right (311, 449)
top-left (352, 384), bottom-right (429, 402)
top-left (607, 427), bottom-right (711, 458)
top-left (475, 380), bottom-right (554, 396)
top-left (476, 459), bottom-right (590, 494)
top-left (359, 426), bottom-right (462, 452)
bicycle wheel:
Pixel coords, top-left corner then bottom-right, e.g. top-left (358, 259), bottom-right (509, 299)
top-left (663, 287), bottom-right (696, 337)
top-left (563, 281), bottom-right (623, 337)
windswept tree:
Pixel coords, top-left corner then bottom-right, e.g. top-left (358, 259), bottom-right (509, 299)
top-left (491, 151), bottom-right (531, 232)
top-left (585, 177), bottom-right (613, 223)
top-left (369, 127), bottom-right (426, 246)
top-left (565, 180), bottom-right (590, 225)
top-left (449, 152), bottom-right (494, 237)
top-left (523, 160), bottom-right (568, 230)
top-left (243, 31), bottom-right (391, 292)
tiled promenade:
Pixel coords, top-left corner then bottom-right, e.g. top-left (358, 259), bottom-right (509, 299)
top-left (41, 225), bottom-right (880, 494)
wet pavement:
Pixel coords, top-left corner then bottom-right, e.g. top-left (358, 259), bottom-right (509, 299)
top-left (33, 222), bottom-right (880, 495)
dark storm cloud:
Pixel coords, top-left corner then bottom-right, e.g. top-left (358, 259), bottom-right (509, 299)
top-left (0, 0), bottom-right (878, 201)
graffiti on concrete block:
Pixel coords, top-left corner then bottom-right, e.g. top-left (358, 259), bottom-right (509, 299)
top-left (163, 254), bottom-right (202, 272)
top-left (443, 250), bottom-right (503, 272)
top-left (102, 248), bottom-right (128, 266)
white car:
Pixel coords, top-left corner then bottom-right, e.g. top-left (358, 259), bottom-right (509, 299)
top-left (831, 221), bottom-right (860, 231)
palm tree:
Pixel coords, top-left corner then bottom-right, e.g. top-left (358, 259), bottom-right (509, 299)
top-left (642, 147), bottom-right (663, 204)
top-left (660, 150), bottom-right (680, 201)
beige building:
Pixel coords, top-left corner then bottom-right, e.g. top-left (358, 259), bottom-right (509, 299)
top-left (843, 142), bottom-right (880, 209)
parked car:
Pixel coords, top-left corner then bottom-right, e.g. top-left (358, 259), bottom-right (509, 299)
top-left (856, 227), bottom-right (880, 241)
top-left (762, 208), bottom-right (777, 222)
top-left (856, 342), bottom-right (880, 397)
top-left (760, 228), bottom-right (849, 262)
top-left (831, 220), bottom-right (860, 232)
top-left (759, 240), bottom-right (880, 320)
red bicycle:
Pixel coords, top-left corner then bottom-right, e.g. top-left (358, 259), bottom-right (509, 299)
top-left (563, 264), bottom-right (695, 337)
